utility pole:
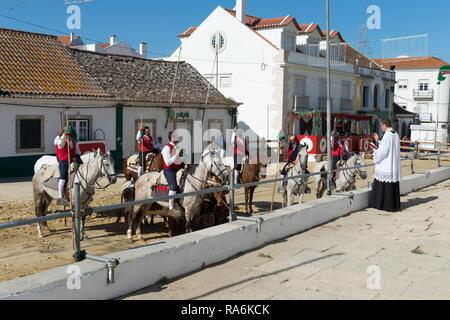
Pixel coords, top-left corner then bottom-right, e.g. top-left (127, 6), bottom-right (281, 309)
top-left (326, 0), bottom-right (333, 196)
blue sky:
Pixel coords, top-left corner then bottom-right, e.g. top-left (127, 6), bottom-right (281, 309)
top-left (1, 0), bottom-right (450, 62)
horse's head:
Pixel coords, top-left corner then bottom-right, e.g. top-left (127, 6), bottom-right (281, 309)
top-left (296, 145), bottom-right (309, 172)
top-left (355, 153), bottom-right (368, 180)
top-left (202, 143), bottom-right (228, 183)
top-left (97, 150), bottom-right (117, 185)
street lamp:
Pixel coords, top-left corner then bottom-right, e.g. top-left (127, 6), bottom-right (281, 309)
top-left (326, 0), bottom-right (333, 196)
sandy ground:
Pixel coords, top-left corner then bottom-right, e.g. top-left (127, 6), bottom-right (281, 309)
top-left (124, 180), bottom-right (450, 300)
top-left (0, 158), bottom-right (446, 282)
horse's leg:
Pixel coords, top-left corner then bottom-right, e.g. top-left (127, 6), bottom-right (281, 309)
top-left (35, 194), bottom-right (47, 239)
top-left (249, 187), bottom-right (255, 214)
top-left (185, 209), bottom-right (193, 234)
top-left (127, 206), bottom-right (139, 241)
top-left (244, 187), bottom-right (249, 214)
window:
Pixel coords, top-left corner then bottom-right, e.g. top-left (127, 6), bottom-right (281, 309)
top-left (204, 74), bottom-right (232, 88)
top-left (419, 80), bottom-right (429, 91)
top-left (135, 119), bottom-right (156, 151)
top-left (210, 33), bottom-right (226, 53)
top-left (68, 119), bottom-right (90, 142)
top-left (295, 77), bottom-right (306, 96)
top-left (385, 89), bottom-right (390, 109)
top-left (398, 80), bottom-right (408, 90)
top-left (362, 86), bottom-right (369, 108)
top-left (219, 74), bottom-right (232, 87)
top-left (341, 81), bottom-right (351, 100)
top-left (16, 116), bottom-right (44, 153)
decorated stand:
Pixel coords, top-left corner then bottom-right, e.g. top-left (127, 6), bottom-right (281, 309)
top-left (292, 111), bottom-right (373, 161)
top-left (78, 129), bottom-right (108, 155)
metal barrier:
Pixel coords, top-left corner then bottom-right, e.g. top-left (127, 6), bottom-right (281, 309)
top-left (1, 149), bottom-right (450, 283)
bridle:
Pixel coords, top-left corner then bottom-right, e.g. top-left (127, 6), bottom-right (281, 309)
top-left (74, 153), bottom-right (117, 206)
top-left (340, 156), bottom-right (366, 186)
top-left (187, 148), bottom-right (227, 191)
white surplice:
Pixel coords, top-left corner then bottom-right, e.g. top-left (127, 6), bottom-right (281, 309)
top-left (373, 130), bottom-right (401, 183)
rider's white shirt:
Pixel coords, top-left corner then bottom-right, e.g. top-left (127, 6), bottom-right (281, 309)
top-left (162, 143), bottom-right (182, 167)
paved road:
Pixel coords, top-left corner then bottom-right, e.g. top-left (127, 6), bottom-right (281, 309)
top-left (124, 180), bottom-right (450, 300)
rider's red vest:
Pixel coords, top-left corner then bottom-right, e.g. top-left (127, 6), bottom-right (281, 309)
top-left (234, 136), bottom-right (245, 157)
top-left (138, 134), bottom-right (153, 153)
top-left (163, 143), bottom-right (182, 170)
top-left (56, 139), bottom-right (76, 162)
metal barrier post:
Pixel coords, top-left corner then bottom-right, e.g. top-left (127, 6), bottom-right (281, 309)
top-left (411, 155), bottom-right (415, 175)
top-left (229, 174), bottom-right (236, 222)
top-left (73, 183), bottom-right (84, 262)
top-left (438, 142), bottom-right (442, 168)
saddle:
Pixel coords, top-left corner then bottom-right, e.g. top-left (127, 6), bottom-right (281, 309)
top-left (334, 160), bottom-right (346, 181)
top-left (142, 170), bottom-right (185, 193)
top-left (42, 163), bottom-right (80, 191)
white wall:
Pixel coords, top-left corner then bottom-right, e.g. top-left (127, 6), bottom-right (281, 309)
top-left (0, 103), bottom-right (116, 158)
top-left (169, 6), bottom-right (279, 139)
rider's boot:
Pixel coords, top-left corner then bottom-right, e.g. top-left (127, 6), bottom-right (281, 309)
top-left (234, 170), bottom-right (240, 185)
top-left (57, 179), bottom-right (69, 206)
top-left (168, 190), bottom-right (183, 217)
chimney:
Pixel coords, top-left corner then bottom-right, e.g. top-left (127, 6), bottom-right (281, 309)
top-left (69, 32), bottom-right (75, 43)
top-left (236, 0), bottom-right (247, 24)
top-left (110, 35), bottom-right (117, 46)
top-left (139, 42), bottom-right (148, 59)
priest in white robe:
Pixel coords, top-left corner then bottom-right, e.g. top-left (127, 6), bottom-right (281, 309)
top-left (369, 118), bottom-right (401, 212)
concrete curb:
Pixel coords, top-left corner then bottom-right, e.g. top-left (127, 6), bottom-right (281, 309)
top-left (1, 166), bottom-right (450, 300)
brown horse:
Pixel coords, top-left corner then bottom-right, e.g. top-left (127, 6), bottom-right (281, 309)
top-left (240, 162), bottom-right (267, 215)
top-left (123, 153), bottom-right (164, 182)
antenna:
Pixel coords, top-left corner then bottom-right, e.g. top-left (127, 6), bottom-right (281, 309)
top-left (357, 25), bottom-right (373, 58)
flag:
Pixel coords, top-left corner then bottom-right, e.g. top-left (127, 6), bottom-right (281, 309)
top-left (437, 65), bottom-right (450, 84)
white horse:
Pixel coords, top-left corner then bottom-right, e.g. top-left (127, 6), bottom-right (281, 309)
top-left (130, 143), bottom-right (228, 241)
top-left (282, 147), bottom-right (310, 207)
top-left (314, 153), bottom-right (368, 199)
top-left (32, 150), bottom-right (117, 239)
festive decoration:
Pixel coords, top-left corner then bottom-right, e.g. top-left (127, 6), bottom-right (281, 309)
top-left (164, 108), bottom-right (176, 128)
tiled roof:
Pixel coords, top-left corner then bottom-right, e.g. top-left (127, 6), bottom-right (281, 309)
top-left (178, 26), bottom-right (198, 38)
top-left (0, 28), bottom-right (110, 99)
top-left (322, 29), bottom-right (345, 42)
top-left (0, 28), bottom-right (237, 106)
top-left (69, 49), bottom-right (237, 105)
top-left (372, 56), bottom-right (449, 69)
top-left (224, 9), bottom-right (301, 30)
top-left (299, 23), bottom-right (322, 34)
top-left (344, 44), bottom-right (383, 70)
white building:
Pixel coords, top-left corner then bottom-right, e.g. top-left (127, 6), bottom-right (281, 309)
top-left (375, 56), bottom-right (450, 143)
top-left (58, 33), bottom-right (148, 59)
top-left (170, 0), bottom-right (395, 140)
top-left (0, 28), bottom-right (237, 178)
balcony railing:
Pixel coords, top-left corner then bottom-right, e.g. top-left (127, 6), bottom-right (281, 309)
top-left (413, 89), bottom-right (434, 99)
top-left (293, 96), bottom-right (310, 112)
top-left (318, 97), bottom-right (333, 111)
top-left (340, 99), bottom-right (354, 111)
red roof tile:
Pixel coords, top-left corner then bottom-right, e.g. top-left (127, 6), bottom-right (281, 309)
top-left (373, 56), bottom-right (449, 69)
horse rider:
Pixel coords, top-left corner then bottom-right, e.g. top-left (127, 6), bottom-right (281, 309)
top-left (54, 126), bottom-right (82, 206)
top-left (278, 135), bottom-right (312, 194)
top-left (136, 126), bottom-right (155, 177)
top-left (331, 131), bottom-right (350, 184)
top-left (162, 131), bottom-right (184, 212)
top-left (231, 128), bottom-right (246, 184)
